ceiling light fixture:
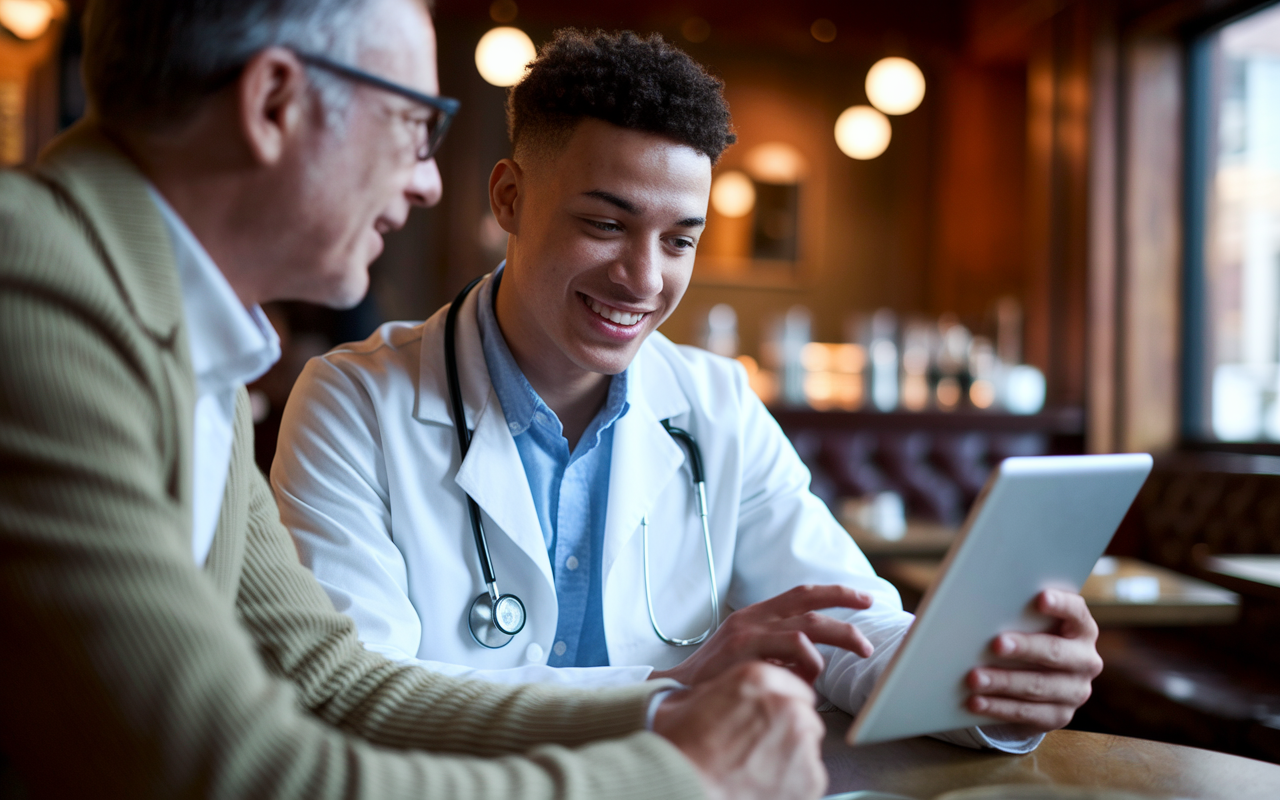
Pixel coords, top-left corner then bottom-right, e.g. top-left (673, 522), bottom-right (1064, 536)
top-left (475, 26), bottom-right (536, 87)
top-left (743, 142), bottom-right (808, 184)
top-left (0, 0), bottom-right (56, 41)
top-left (710, 170), bottom-right (756, 218)
top-left (865, 56), bottom-right (926, 115)
top-left (834, 105), bottom-right (891, 160)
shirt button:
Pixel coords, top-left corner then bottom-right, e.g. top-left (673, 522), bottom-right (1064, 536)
top-left (553, 640), bottom-right (567, 657)
top-left (524, 643), bottom-right (544, 663)
top-left (566, 555), bottom-right (579, 571)
top-left (508, 421), bottom-right (520, 432)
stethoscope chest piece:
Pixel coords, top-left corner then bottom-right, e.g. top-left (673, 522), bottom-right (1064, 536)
top-left (468, 591), bottom-right (526, 649)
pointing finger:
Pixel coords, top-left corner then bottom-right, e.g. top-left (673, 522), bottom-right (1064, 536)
top-left (781, 611), bottom-right (874, 658)
top-left (756, 584), bottom-right (874, 619)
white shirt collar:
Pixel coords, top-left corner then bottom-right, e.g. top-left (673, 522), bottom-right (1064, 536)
top-left (147, 186), bottom-right (281, 396)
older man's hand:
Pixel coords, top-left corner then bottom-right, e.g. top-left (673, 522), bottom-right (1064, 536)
top-left (965, 588), bottom-right (1104, 734)
top-left (653, 661), bottom-right (828, 800)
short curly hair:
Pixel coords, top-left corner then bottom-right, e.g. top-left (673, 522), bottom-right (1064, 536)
top-left (507, 29), bottom-right (736, 165)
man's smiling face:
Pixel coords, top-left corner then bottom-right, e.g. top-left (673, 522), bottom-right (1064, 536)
top-left (495, 117), bottom-right (712, 385)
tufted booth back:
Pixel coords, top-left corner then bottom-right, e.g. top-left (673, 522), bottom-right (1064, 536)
top-left (771, 408), bottom-right (1086, 525)
top-left (1109, 451), bottom-right (1280, 568)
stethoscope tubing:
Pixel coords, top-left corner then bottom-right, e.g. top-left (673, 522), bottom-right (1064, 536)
top-left (446, 277), bottom-right (525, 644)
top-left (444, 276), bottom-right (499, 589)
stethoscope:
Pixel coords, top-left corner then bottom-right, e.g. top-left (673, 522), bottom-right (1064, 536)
top-left (444, 276), bottom-right (720, 650)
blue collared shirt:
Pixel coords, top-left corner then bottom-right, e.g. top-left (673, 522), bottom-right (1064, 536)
top-left (476, 265), bottom-right (629, 667)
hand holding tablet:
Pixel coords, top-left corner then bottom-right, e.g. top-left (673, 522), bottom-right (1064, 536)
top-left (846, 454), bottom-right (1153, 746)
top-left (966, 587), bottom-right (1104, 735)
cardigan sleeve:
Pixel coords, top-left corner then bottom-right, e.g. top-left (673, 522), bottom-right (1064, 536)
top-left (236, 433), bottom-right (688, 757)
top-left (0, 181), bottom-right (704, 800)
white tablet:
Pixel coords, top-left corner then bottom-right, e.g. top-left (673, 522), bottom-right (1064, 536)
top-left (845, 453), bottom-right (1153, 746)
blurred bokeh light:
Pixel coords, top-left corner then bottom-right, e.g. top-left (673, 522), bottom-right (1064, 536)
top-left (834, 105), bottom-right (891, 160)
top-left (865, 56), bottom-right (926, 115)
top-left (474, 26), bottom-right (536, 87)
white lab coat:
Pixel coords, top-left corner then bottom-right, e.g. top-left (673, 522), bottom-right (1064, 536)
top-left (271, 275), bottom-right (1036, 751)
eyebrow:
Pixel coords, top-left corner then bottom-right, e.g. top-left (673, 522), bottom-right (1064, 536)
top-left (584, 190), bottom-right (641, 215)
top-left (583, 190), bottom-right (706, 229)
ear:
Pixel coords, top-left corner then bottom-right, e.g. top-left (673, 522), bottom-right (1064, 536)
top-left (237, 47), bottom-right (310, 166)
top-left (488, 158), bottom-right (524, 234)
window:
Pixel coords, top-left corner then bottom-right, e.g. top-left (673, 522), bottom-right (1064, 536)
top-left (1189, 3), bottom-right (1280, 442)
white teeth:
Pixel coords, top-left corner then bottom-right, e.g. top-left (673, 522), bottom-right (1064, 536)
top-left (586, 297), bottom-right (644, 327)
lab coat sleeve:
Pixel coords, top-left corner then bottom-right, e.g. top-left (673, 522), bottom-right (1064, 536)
top-left (272, 354), bottom-right (653, 688)
top-left (723, 366), bottom-right (1041, 754)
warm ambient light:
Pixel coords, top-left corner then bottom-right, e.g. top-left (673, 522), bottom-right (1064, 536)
top-left (834, 105), bottom-right (891, 160)
top-left (0, 0), bottom-right (56, 40)
top-left (682, 16), bottom-right (711, 43)
top-left (743, 142), bottom-right (807, 184)
top-left (810, 19), bottom-right (837, 43)
top-left (710, 170), bottom-right (756, 217)
top-left (475, 26), bottom-right (536, 87)
top-left (865, 56), bottom-right (926, 115)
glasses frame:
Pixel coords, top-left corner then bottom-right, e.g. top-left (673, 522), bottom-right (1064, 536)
top-left (293, 50), bottom-right (459, 161)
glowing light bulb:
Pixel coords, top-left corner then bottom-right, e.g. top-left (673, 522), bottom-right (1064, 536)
top-left (743, 142), bottom-right (807, 184)
top-left (865, 57), bottom-right (926, 115)
top-left (474, 26), bottom-right (536, 87)
top-left (710, 170), bottom-right (756, 218)
top-left (0, 0), bottom-right (55, 40)
top-left (834, 106), bottom-right (891, 160)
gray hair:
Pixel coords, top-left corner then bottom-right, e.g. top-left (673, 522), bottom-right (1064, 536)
top-left (83, 0), bottom-right (385, 131)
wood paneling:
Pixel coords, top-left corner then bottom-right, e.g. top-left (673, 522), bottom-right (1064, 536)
top-left (1023, 3), bottom-right (1093, 409)
top-left (927, 62), bottom-right (1027, 323)
top-left (1088, 15), bottom-right (1122, 454)
top-left (1120, 36), bottom-right (1184, 453)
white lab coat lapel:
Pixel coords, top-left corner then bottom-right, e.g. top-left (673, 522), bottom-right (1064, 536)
top-left (602, 348), bottom-right (691, 584)
top-left (416, 276), bottom-right (555, 593)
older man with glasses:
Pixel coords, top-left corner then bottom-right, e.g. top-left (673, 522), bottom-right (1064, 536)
top-left (0, 1), bottom-right (827, 799)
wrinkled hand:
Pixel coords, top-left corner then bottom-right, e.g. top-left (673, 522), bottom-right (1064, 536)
top-left (966, 589), bottom-right (1104, 734)
top-left (650, 584), bottom-right (875, 686)
top-left (653, 661), bottom-right (827, 800)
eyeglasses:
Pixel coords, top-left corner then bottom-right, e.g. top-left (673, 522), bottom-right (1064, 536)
top-left (294, 51), bottom-right (460, 162)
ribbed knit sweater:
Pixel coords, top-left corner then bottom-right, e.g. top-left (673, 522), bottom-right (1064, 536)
top-left (0, 121), bottom-right (705, 800)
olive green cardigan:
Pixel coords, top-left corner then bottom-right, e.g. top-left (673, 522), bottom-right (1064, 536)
top-left (0, 122), bottom-right (704, 800)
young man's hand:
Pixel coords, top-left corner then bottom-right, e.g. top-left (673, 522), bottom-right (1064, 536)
top-left (649, 584), bottom-right (875, 686)
top-left (965, 588), bottom-right (1105, 733)
top-left (652, 661), bottom-right (828, 800)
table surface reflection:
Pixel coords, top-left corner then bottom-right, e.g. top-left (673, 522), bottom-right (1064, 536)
top-left (874, 556), bottom-right (1240, 627)
top-left (820, 711), bottom-right (1280, 799)
top-left (1201, 555), bottom-right (1280, 603)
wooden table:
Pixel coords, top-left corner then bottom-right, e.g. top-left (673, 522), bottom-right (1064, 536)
top-left (876, 556), bottom-right (1240, 627)
top-left (820, 710), bottom-right (1280, 799)
top-left (1199, 555), bottom-right (1280, 603)
top-left (842, 518), bottom-right (957, 558)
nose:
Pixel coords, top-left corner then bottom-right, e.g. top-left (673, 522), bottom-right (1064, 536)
top-left (609, 236), bottom-right (664, 299)
top-left (406, 158), bottom-right (443, 207)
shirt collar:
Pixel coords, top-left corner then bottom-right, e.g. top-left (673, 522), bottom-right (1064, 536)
top-left (476, 264), bottom-right (630, 441)
top-left (148, 186), bottom-right (281, 397)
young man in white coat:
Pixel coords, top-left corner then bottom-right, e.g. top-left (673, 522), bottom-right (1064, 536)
top-left (272, 29), bottom-right (1103, 751)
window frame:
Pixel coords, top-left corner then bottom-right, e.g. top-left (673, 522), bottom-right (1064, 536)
top-left (1180, 0), bottom-right (1280, 454)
